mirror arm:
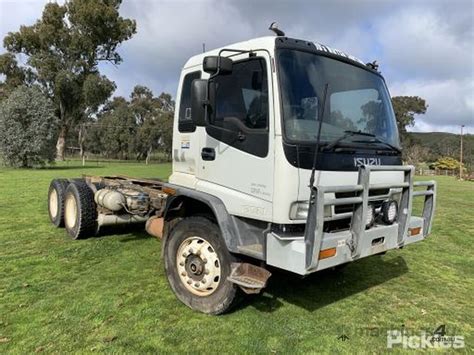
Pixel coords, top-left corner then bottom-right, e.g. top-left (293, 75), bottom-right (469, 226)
top-left (209, 48), bottom-right (253, 80)
top-left (204, 49), bottom-right (252, 124)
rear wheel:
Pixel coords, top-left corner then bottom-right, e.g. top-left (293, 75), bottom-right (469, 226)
top-left (64, 180), bottom-right (98, 239)
top-left (48, 179), bottom-right (69, 227)
top-left (164, 217), bottom-right (238, 314)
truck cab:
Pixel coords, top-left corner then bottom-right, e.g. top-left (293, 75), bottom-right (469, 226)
top-left (169, 35), bottom-right (435, 275)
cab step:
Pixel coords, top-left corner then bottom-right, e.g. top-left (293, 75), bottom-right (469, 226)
top-left (227, 263), bottom-right (271, 294)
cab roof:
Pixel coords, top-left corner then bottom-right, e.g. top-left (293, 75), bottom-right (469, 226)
top-left (183, 36), bottom-right (277, 69)
top-left (183, 36), bottom-right (368, 71)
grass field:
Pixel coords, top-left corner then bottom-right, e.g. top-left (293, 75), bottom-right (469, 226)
top-left (0, 162), bottom-right (473, 353)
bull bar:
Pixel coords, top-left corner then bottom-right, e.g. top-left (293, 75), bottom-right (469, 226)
top-left (304, 165), bottom-right (436, 271)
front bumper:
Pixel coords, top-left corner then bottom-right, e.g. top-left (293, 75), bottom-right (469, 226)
top-left (267, 165), bottom-right (436, 275)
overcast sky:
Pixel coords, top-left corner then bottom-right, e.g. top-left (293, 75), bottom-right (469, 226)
top-left (0, 0), bottom-right (472, 133)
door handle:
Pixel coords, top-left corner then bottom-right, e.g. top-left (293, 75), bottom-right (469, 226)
top-left (201, 147), bottom-right (216, 161)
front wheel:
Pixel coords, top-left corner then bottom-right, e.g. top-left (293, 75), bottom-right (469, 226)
top-left (164, 217), bottom-right (238, 314)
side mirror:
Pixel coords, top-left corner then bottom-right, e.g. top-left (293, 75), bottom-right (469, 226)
top-left (191, 79), bottom-right (208, 126)
top-left (203, 56), bottom-right (232, 75)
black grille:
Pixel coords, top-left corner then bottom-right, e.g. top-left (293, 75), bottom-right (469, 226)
top-left (335, 204), bottom-right (354, 214)
top-left (334, 189), bottom-right (390, 214)
top-left (369, 188), bottom-right (390, 197)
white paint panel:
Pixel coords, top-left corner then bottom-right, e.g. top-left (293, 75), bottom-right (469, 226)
top-left (272, 135), bottom-right (300, 224)
top-left (168, 171), bottom-right (198, 189)
top-left (196, 180), bottom-right (273, 221)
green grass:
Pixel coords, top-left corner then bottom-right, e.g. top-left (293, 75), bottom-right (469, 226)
top-left (0, 162), bottom-right (472, 353)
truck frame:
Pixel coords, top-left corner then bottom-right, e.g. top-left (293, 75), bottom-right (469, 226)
top-left (47, 31), bottom-right (436, 314)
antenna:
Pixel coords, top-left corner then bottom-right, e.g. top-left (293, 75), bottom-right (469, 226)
top-left (202, 43), bottom-right (206, 53)
top-left (269, 22), bottom-right (285, 36)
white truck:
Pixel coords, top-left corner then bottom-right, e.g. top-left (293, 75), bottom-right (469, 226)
top-left (47, 29), bottom-right (436, 314)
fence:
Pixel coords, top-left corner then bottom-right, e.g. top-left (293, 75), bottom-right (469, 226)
top-left (416, 168), bottom-right (465, 177)
top-left (64, 151), bottom-right (171, 166)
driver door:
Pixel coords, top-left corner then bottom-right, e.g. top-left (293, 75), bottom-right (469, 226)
top-left (195, 51), bottom-right (274, 221)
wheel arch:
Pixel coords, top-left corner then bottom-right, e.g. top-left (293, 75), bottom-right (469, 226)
top-left (162, 187), bottom-right (239, 254)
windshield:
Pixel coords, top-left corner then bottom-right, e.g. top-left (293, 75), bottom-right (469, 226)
top-left (277, 49), bottom-right (400, 148)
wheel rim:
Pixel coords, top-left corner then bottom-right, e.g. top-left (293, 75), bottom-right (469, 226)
top-left (176, 236), bottom-right (221, 296)
top-left (49, 189), bottom-right (59, 218)
top-left (64, 194), bottom-right (77, 229)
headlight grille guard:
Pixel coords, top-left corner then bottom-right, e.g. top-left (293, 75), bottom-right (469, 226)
top-left (304, 165), bottom-right (436, 270)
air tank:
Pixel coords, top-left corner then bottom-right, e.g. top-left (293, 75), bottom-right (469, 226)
top-left (94, 189), bottom-right (126, 211)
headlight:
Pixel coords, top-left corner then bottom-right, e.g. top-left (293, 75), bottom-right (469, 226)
top-left (289, 202), bottom-right (331, 220)
top-left (290, 202), bottom-right (309, 220)
top-left (381, 200), bottom-right (398, 224)
top-left (365, 204), bottom-right (375, 228)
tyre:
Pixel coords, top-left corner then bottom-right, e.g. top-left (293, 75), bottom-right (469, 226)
top-left (164, 216), bottom-right (238, 314)
top-left (64, 180), bottom-right (98, 239)
top-left (48, 179), bottom-right (69, 227)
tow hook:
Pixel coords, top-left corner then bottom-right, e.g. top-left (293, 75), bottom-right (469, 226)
top-left (346, 238), bottom-right (355, 253)
top-left (227, 262), bottom-right (271, 294)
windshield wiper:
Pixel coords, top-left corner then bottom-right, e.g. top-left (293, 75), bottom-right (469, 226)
top-left (308, 83), bottom-right (329, 187)
top-left (353, 137), bottom-right (402, 153)
top-left (322, 130), bottom-right (376, 151)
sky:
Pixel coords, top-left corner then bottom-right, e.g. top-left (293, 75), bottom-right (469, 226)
top-left (0, 0), bottom-right (472, 134)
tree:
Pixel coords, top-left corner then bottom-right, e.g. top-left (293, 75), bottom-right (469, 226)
top-left (403, 144), bottom-right (430, 166)
top-left (82, 86), bottom-right (175, 162)
top-left (0, 53), bottom-right (27, 100)
top-left (134, 119), bottom-right (163, 164)
top-left (129, 86), bottom-right (174, 163)
top-left (95, 97), bottom-right (137, 159)
top-left (156, 92), bottom-right (175, 160)
top-left (130, 85), bottom-right (156, 125)
top-left (431, 156), bottom-right (464, 171)
top-left (391, 96), bottom-right (427, 143)
top-left (0, 0), bottom-right (136, 160)
top-left (0, 86), bottom-right (58, 167)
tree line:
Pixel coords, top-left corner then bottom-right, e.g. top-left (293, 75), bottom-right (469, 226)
top-left (405, 132), bottom-right (473, 173)
top-left (81, 86), bottom-right (174, 163)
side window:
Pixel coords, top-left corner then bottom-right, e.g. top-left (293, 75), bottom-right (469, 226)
top-left (208, 58), bottom-right (269, 157)
top-left (178, 71), bottom-right (201, 133)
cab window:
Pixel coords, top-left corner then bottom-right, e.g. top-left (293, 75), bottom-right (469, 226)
top-left (207, 58), bottom-right (269, 157)
top-left (178, 71), bottom-right (201, 133)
